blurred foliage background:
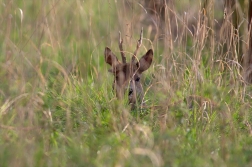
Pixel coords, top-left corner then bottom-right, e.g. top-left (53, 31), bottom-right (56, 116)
top-left (1, 0), bottom-right (252, 166)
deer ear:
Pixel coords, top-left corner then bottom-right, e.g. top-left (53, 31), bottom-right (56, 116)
top-left (104, 47), bottom-right (120, 66)
top-left (137, 49), bottom-right (153, 73)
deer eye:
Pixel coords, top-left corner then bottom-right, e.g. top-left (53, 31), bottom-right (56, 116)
top-left (135, 77), bottom-right (140, 82)
top-left (136, 62), bottom-right (140, 68)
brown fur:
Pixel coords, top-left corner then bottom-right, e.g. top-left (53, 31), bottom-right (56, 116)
top-left (104, 47), bottom-right (153, 108)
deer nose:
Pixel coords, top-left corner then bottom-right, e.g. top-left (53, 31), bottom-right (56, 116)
top-left (128, 88), bottom-right (133, 96)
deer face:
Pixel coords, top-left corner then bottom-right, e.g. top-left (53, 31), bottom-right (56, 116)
top-left (104, 47), bottom-right (153, 106)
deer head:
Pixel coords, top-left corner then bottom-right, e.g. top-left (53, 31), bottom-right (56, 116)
top-left (104, 29), bottom-right (153, 107)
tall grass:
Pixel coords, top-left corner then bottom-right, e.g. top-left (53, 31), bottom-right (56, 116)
top-left (0, 0), bottom-right (252, 166)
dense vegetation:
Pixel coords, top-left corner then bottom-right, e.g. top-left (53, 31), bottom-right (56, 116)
top-left (1, 0), bottom-right (252, 166)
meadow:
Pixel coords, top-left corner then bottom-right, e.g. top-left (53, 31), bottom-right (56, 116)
top-left (1, 0), bottom-right (252, 166)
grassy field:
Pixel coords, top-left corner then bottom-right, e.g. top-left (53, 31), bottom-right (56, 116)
top-left (1, 0), bottom-right (252, 166)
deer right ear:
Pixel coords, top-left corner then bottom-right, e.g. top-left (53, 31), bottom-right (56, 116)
top-left (104, 47), bottom-right (120, 66)
top-left (137, 49), bottom-right (153, 73)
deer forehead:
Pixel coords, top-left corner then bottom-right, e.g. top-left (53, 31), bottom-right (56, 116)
top-left (112, 63), bottom-right (139, 76)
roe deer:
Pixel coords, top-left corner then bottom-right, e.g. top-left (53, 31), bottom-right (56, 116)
top-left (104, 29), bottom-right (153, 108)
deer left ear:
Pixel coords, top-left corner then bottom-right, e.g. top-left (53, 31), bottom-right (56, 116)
top-left (104, 47), bottom-right (120, 67)
top-left (137, 49), bottom-right (153, 73)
